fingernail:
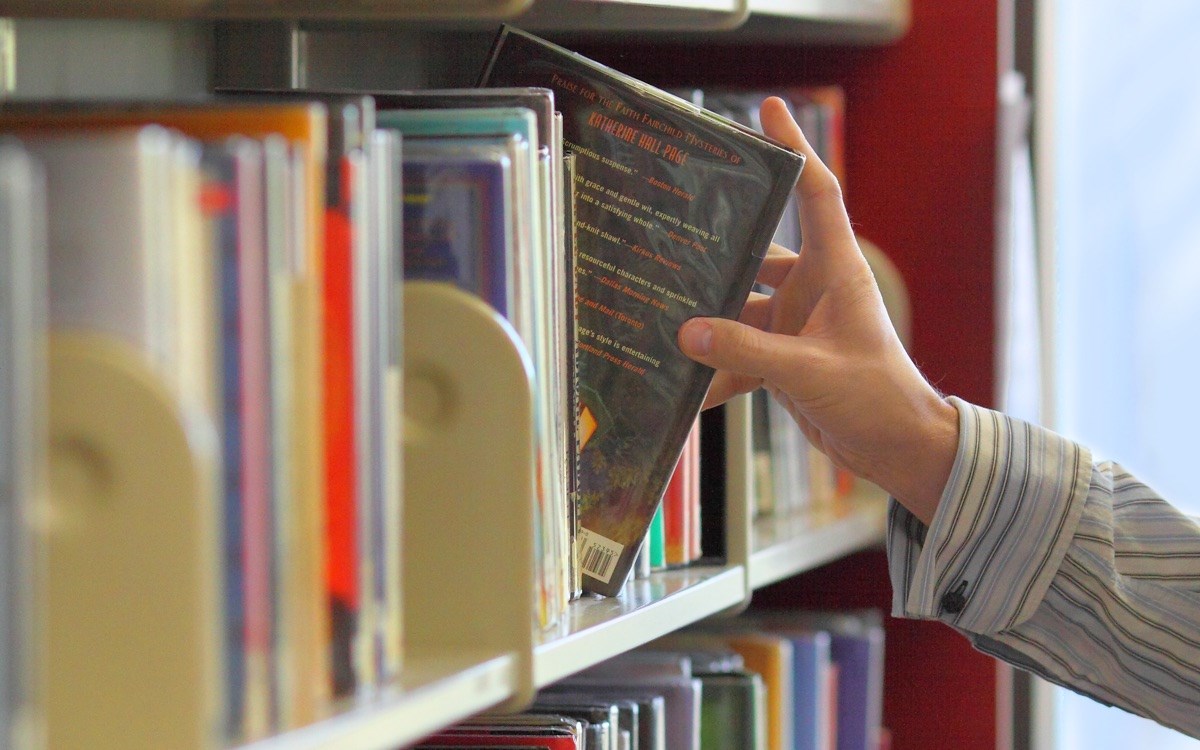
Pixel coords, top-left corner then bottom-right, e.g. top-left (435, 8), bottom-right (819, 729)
top-left (679, 320), bottom-right (713, 356)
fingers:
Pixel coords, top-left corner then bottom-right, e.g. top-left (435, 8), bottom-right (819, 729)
top-left (759, 97), bottom-right (856, 253)
top-left (757, 243), bottom-right (799, 288)
top-left (678, 316), bottom-right (794, 385)
top-left (739, 292), bottom-right (771, 330)
top-left (702, 370), bottom-right (762, 410)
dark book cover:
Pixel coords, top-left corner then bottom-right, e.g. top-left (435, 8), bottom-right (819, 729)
top-left (479, 25), bottom-right (805, 595)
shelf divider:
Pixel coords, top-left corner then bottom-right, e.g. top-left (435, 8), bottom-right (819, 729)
top-left (401, 281), bottom-right (537, 711)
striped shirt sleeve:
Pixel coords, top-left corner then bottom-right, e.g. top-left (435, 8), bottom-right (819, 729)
top-left (887, 397), bottom-right (1200, 737)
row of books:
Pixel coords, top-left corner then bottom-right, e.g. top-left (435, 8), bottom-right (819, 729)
top-left (0, 96), bottom-right (404, 744)
top-left (1, 26), bottom-right (810, 747)
top-left (419, 609), bottom-right (885, 750)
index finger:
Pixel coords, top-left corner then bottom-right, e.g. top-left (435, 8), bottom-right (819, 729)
top-left (760, 97), bottom-right (858, 255)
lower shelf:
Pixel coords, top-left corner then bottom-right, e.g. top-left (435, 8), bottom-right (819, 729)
top-left (231, 486), bottom-right (887, 749)
top-left (534, 565), bottom-right (747, 687)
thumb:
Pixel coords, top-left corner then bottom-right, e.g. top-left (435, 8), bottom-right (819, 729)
top-left (678, 317), bottom-right (796, 383)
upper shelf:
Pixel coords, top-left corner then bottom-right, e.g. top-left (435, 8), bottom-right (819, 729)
top-left (0, 0), bottom-right (909, 43)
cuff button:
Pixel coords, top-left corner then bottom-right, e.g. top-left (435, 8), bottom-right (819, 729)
top-left (941, 581), bottom-right (969, 614)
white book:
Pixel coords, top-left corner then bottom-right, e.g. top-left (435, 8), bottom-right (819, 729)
top-left (24, 127), bottom-right (177, 373)
top-left (0, 139), bottom-right (47, 750)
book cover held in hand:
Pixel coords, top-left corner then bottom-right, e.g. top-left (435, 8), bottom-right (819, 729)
top-left (480, 26), bottom-right (805, 596)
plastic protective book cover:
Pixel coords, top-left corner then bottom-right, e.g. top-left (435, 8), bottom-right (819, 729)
top-left (16, 128), bottom-right (173, 363)
top-left (698, 671), bottom-right (766, 750)
top-left (0, 100), bottom-right (333, 726)
top-left (365, 127), bottom-right (404, 693)
top-left (0, 141), bottom-right (45, 750)
top-left (562, 675), bottom-right (695, 750)
top-left (548, 689), bottom-right (665, 750)
top-left (562, 149), bottom-right (582, 598)
top-left (468, 713), bottom-right (585, 738)
top-left (479, 26), bottom-right (806, 596)
top-left (402, 138), bottom-right (516, 314)
top-left (420, 746), bottom-right (554, 750)
top-left (372, 92), bottom-right (573, 528)
top-left (196, 137), bottom-right (258, 741)
top-left (379, 105), bottom-right (569, 629)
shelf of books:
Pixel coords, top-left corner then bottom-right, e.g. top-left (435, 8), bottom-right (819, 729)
top-left (0, 12), bottom-right (929, 750)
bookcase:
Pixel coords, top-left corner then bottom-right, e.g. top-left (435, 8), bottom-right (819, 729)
top-left (1, 0), bottom-right (1010, 747)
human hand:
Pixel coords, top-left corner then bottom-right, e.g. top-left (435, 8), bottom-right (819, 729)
top-left (677, 96), bottom-right (957, 524)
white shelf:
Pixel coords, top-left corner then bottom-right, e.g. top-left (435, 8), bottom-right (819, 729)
top-left (238, 652), bottom-right (517, 750)
top-left (534, 566), bottom-right (746, 686)
top-left (748, 483), bottom-right (888, 590)
top-left (3, 0), bottom-right (906, 43)
top-left (738, 0), bottom-right (908, 42)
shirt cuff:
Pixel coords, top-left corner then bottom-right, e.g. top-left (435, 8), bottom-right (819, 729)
top-left (886, 397), bottom-right (1093, 634)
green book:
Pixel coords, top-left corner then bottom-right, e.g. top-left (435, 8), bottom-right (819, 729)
top-left (699, 670), bottom-right (766, 750)
top-left (649, 502), bottom-right (666, 569)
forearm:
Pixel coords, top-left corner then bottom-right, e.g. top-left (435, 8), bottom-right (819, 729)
top-left (887, 400), bottom-right (1200, 737)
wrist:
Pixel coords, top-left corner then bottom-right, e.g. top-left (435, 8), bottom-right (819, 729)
top-left (881, 392), bottom-right (960, 526)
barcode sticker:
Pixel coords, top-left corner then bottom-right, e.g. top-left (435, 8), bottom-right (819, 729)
top-left (577, 528), bottom-right (624, 584)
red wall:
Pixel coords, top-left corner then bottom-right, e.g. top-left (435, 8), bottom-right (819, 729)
top-left (580, 1), bottom-right (1004, 747)
top-left (578, 2), bottom-right (999, 408)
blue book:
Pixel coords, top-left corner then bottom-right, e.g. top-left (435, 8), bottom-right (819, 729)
top-left (401, 139), bottom-right (516, 317)
top-left (199, 140), bottom-right (251, 738)
top-left (785, 630), bottom-right (834, 750)
top-left (790, 612), bottom-right (885, 750)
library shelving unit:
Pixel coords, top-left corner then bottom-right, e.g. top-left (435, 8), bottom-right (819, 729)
top-left (3, 0), bottom-right (1011, 747)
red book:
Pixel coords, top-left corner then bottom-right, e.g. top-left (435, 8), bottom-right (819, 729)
top-left (420, 732), bottom-right (577, 749)
top-left (663, 445), bottom-right (689, 566)
top-left (324, 157), bottom-right (358, 697)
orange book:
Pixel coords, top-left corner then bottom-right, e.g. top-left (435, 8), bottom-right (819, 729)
top-left (662, 448), bottom-right (689, 566)
top-left (724, 632), bottom-right (796, 750)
